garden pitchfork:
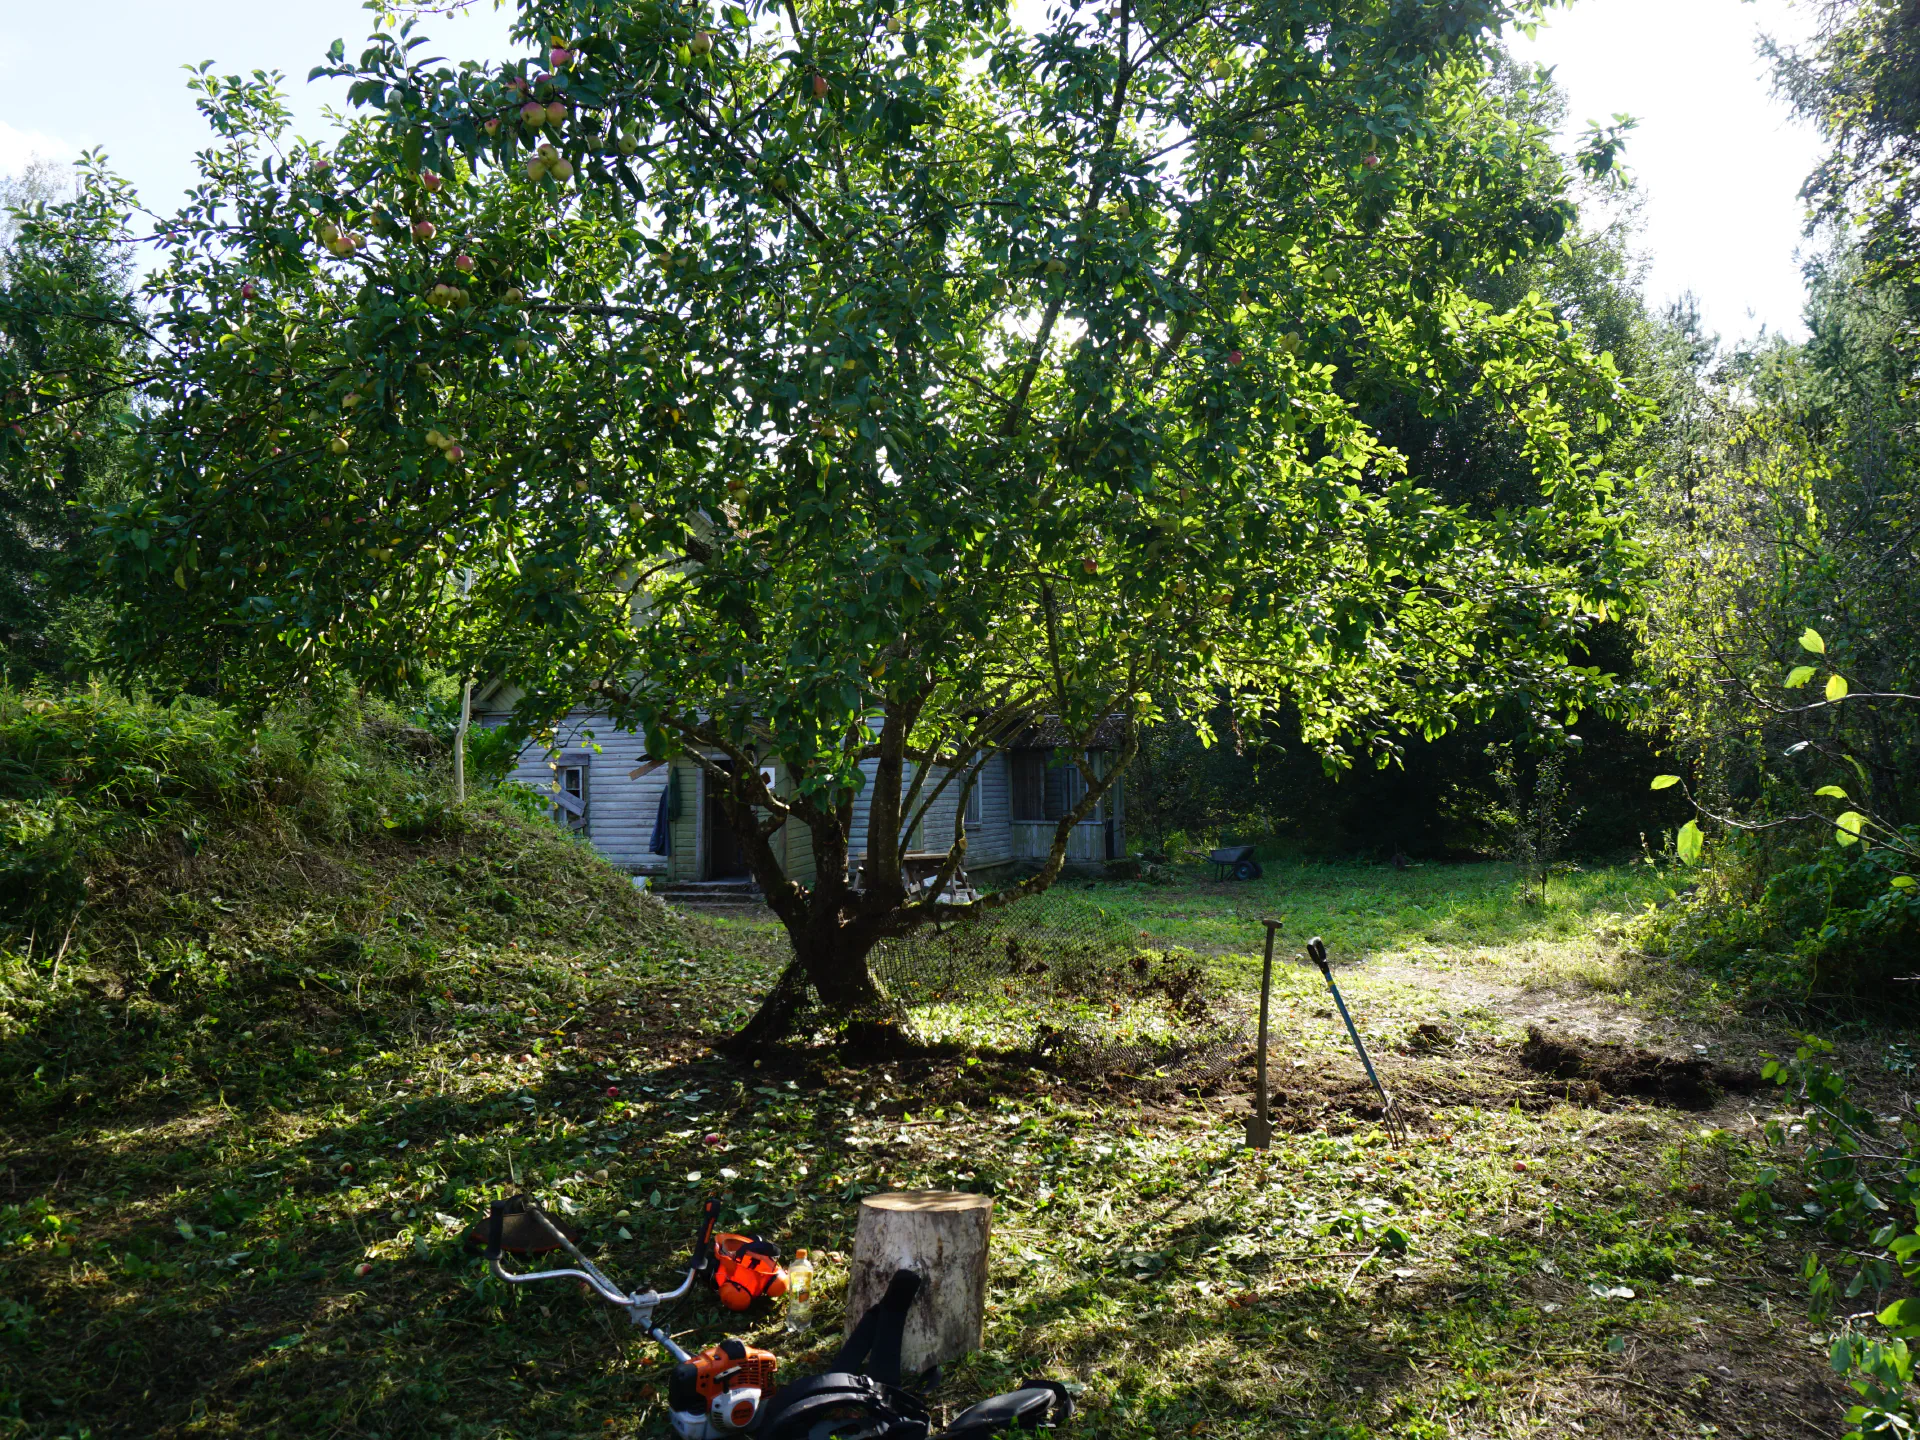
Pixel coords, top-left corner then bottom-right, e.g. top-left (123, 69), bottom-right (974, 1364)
top-left (1306, 936), bottom-right (1408, 1145)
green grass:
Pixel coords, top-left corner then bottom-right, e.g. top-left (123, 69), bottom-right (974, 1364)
top-left (1028, 858), bottom-right (1673, 963)
top-left (0, 696), bottom-right (1877, 1439)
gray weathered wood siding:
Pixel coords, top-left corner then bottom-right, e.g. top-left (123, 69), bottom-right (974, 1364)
top-left (485, 710), bottom-right (672, 875)
top-left (845, 759), bottom-right (1000, 870)
top-left (476, 706), bottom-right (1095, 883)
top-left (963, 752), bottom-right (1014, 869)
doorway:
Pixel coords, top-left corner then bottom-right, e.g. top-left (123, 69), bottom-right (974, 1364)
top-left (704, 764), bottom-right (752, 879)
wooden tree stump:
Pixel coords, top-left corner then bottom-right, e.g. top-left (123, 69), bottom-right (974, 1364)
top-left (846, 1190), bottom-right (993, 1375)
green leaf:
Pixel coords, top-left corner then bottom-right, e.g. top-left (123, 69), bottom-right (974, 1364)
top-left (1676, 820), bottom-right (1704, 865)
top-left (1650, 774), bottom-right (1681, 790)
top-left (1835, 811), bottom-right (1865, 846)
top-left (1815, 785), bottom-right (1848, 799)
top-left (1878, 1297), bottom-right (1920, 1331)
top-left (1784, 665), bottom-right (1816, 688)
top-left (1799, 628), bottom-right (1826, 655)
top-left (1892, 876), bottom-right (1916, 891)
top-left (1825, 673), bottom-right (1850, 702)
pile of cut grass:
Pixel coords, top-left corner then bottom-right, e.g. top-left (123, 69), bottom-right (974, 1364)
top-left (0, 689), bottom-right (729, 1120)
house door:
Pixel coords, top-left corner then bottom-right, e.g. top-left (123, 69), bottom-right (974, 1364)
top-left (704, 765), bottom-right (751, 879)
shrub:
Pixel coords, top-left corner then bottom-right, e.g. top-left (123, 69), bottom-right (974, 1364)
top-left (1637, 828), bottom-right (1920, 997)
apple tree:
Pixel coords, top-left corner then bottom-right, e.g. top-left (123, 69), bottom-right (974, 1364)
top-left (18, 0), bottom-right (1643, 1042)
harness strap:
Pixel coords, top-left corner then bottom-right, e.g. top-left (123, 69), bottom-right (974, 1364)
top-left (833, 1268), bottom-right (921, 1387)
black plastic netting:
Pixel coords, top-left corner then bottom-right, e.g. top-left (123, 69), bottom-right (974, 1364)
top-left (864, 890), bottom-right (1251, 1096)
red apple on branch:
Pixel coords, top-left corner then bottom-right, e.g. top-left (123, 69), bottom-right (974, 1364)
top-left (454, 253), bottom-right (475, 273)
top-left (813, 74), bottom-right (831, 98)
top-left (421, 170), bottom-right (443, 192)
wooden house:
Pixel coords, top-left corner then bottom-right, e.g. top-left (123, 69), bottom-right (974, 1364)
top-left (471, 688), bottom-right (1126, 889)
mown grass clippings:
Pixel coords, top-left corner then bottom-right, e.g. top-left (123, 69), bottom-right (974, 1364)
top-left (0, 695), bottom-right (1893, 1440)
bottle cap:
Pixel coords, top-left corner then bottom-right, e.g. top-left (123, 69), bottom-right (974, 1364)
top-left (795, 1248), bottom-right (808, 1258)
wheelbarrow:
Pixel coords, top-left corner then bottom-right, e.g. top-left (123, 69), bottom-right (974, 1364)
top-left (1206, 844), bottom-right (1263, 881)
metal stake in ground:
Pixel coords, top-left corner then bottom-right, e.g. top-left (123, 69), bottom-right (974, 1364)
top-left (1305, 936), bottom-right (1407, 1145)
top-left (1246, 919), bottom-right (1279, 1149)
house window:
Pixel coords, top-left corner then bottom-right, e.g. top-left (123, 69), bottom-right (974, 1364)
top-left (1011, 752), bottom-right (1045, 821)
top-left (554, 762), bottom-right (589, 832)
top-left (1042, 753), bottom-right (1083, 821)
top-left (963, 771), bottom-right (984, 828)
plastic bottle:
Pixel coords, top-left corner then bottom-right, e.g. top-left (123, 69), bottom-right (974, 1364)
top-left (785, 1249), bottom-right (815, 1332)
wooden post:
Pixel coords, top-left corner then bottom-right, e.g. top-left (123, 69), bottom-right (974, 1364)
top-left (1247, 918), bottom-right (1279, 1149)
top-left (847, 1190), bottom-right (992, 1375)
top-left (453, 679), bottom-right (472, 804)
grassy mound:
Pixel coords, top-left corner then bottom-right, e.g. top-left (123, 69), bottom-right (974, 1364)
top-left (0, 689), bottom-right (724, 1120)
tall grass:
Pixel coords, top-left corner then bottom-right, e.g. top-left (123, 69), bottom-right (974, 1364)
top-left (0, 688), bottom-right (459, 935)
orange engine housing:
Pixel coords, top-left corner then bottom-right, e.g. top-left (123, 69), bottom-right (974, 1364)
top-left (683, 1336), bottom-right (777, 1404)
top-left (711, 1233), bottom-right (788, 1312)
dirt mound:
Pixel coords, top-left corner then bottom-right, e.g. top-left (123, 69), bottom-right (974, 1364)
top-left (1519, 1026), bottom-right (1761, 1110)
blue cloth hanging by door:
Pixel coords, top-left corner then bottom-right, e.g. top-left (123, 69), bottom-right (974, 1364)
top-left (649, 768), bottom-right (678, 855)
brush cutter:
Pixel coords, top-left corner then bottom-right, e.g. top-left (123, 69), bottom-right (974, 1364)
top-left (468, 1194), bottom-right (1073, 1439)
top-left (1305, 935), bottom-right (1409, 1144)
top-left (473, 1194), bottom-right (775, 1437)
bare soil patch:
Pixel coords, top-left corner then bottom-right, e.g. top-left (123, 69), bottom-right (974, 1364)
top-left (1519, 1024), bottom-right (1765, 1110)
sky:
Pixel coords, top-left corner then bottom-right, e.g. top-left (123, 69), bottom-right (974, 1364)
top-left (0, 0), bottom-right (1826, 347)
top-left (1507, 0), bottom-right (1826, 345)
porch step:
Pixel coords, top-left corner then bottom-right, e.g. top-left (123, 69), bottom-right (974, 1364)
top-left (647, 878), bottom-right (766, 911)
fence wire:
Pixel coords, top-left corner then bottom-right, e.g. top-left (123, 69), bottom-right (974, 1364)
top-left (867, 889), bottom-right (1250, 1097)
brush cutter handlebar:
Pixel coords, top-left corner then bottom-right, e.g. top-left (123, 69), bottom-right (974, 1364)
top-left (480, 1196), bottom-right (694, 1331)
